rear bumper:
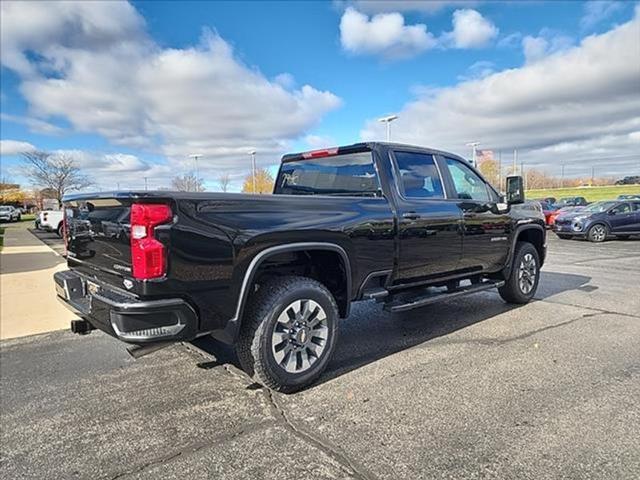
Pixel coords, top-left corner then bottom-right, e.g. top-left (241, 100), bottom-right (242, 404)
top-left (54, 270), bottom-right (199, 343)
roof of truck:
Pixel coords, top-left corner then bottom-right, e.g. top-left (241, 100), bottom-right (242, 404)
top-left (281, 142), bottom-right (467, 163)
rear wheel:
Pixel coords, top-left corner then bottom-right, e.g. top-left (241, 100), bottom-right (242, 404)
top-left (587, 224), bottom-right (607, 243)
top-left (56, 222), bottom-right (63, 237)
top-left (499, 242), bottom-right (540, 304)
top-left (236, 276), bottom-right (339, 393)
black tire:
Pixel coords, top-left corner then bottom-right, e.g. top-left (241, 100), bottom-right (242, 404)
top-left (498, 242), bottom-right (540, 304)
top-left (56, 222), bottom-right (64, 237)
top-left (235, 275), bottom-right (339, 393)
top-left (587, 223), bottom-right (607, 243)
top-left (555, 234), bottom-right (572, 240)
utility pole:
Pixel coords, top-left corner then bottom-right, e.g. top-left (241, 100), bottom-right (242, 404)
top-left (561, 163), bottom-right (565, 188)
top-left (189, 154), bottom-right (202, 184)
top-left (466, 142), bottom-right (480, 167)
top-left (513, 149), bottom-right (518, 176)
top-left (498, 150), bottom-right (502, 190)
top-left (520, 162), bottom-right (525, 190)
top-left (378, 115), bottom-right (398, 142)
top-left (248, 150), bottom-right (257, 193)
top-left (144, 177), bottom-right (148, 191)
top-left (591, 166), bottom-right (595, 186)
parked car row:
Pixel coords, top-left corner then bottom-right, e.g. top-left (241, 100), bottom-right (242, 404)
top-left (0, 205), bottom-right (22, 222)
top-left (553, 199), bottom-right (640, 242)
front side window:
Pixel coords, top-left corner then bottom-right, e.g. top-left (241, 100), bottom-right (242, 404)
top-left (445, 158), bottom-right (490, 202)
top-left (276, 152), bottom-right (379, 196)
top-left (394, 152), bottom-right (444, 199)
top-left (611, 203), bottom-right (631, 214)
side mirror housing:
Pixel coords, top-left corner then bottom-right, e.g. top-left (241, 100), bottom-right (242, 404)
top-left (506, 176), bottom-right (525, 204)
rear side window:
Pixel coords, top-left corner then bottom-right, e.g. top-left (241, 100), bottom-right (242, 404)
top-left (393, 152), bottom-right (444, 199)
top-left (445, 158), bottom-right (491, 202)
top-left (276, 152), bottom-right (380, 196)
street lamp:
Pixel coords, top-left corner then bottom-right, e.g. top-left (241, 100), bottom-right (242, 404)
top-left (189, 154), bottom-right (202, 182)
top-left (465, 142), bottom-right (480, 167)
top-left (378, 115), bottom-right (398, 142)
top-left (248, 150), bottom-right (257, 193)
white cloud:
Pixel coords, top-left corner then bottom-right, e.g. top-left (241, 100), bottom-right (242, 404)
top-left (581, 1), bottom-right (625, 30)
top-left (444, 9), bottom-right (498, 48)
top-left (0, 140), bottom-right (37, 156)
top-left (339, 7), bottom-right (437, 59)
top-left (0, 1), bottom-right (341, 176)
top-left (0, 113), bottom-right (64, 135)
top-left (360, 12), bottom-right (640, 177)
top-left (522, 30), bottom-right (573, 63)
top-left (457, 60), bottom-right (495, 81)
top-left (305, 134), bottom-right (337, 149)
top-left (340, 1), bottom-right (479, 15)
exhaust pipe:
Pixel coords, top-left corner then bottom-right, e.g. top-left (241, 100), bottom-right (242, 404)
top-left (127, 341), bottom-right (173, 359)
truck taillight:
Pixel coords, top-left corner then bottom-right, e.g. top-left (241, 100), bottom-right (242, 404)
top-left (130, 203), bottom-right (173, 280)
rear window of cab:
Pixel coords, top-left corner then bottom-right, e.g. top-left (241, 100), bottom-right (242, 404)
top-left (275, 152), bottom-right (380, 196)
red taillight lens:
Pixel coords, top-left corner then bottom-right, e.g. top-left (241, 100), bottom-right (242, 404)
top-left (130, 203), bottom-right (172, 279)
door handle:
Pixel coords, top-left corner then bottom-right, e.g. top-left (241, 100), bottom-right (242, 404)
top-left (402, 212), bottom-right (421, 220)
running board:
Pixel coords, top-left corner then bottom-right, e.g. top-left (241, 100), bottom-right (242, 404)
top-left (384, 280), bottom-right (505, 313)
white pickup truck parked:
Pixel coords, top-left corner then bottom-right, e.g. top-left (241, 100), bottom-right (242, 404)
top-left (37, 210), bottom-right (64, 236)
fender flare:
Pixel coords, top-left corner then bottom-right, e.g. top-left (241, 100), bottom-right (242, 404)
top-left (503, 223), bottom-right (546, 278)
top-left (222, 242), bottom-right (352, 342)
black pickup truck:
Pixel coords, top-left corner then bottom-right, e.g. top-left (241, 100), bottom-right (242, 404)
top-left (55, 142), bottom-right (545, 391)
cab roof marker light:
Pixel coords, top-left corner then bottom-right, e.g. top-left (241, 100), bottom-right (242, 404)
top-left (302, 148), bottom-right (339, 159)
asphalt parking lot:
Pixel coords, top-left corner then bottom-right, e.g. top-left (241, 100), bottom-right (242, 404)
top-left (1, 234), bottom-right (639, 479)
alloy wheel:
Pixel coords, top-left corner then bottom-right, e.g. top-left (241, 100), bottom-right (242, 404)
top-left (518, 253), bottom-right (537, 294)
top-left (271, 299), bottom-right (329, 373)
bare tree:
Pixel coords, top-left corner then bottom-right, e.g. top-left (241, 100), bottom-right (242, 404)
top-left (171, 173), bottom-right (204, 192)
top-left (21, 151), bottom-right (93, 205)
top-left (218, 172), bottom-right (231, 192)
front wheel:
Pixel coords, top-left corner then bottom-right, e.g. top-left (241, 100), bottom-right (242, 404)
top-left (235, 276), bottom-right (339, 393)
top-left (499, 242), bottom-right (540, 304)
top-left (587, 224), bottom-right (607, 243)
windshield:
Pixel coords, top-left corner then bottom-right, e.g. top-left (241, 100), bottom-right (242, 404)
top-left (0, 206), bottom-right (12, 211)
top-left (275, 151), bottom-right (380, 196)
top-left (582, 201), bottom-right (616, 213)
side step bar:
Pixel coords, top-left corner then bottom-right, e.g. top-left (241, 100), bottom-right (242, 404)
top-left (384, 280), bottom-right (505, 313)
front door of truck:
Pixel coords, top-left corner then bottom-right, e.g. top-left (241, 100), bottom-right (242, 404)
top-left (440, 156), bottom-right (511, 273)
top-left (391, 150), bottom-right (463, 282)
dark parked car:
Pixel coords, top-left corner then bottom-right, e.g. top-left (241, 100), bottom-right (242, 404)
top-left (553, 200), bottom-right (640, 242)
top-left (617, 194), bottom-right (640, 200)
top-left (55, 142), bottom-right (546, 392)
top-left (557, 196), bottom-right (588, 207)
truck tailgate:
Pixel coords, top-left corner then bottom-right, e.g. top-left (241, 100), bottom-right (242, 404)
top-left (64, 198), bottom-right (133, 277)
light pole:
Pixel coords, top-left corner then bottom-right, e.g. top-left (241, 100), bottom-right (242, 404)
top-left (466, 142), bottom-right (480, 167)
top-left (189, 154), bottom-right (202, 183)
top-left (248, 150), bottom-right (257, 193)
top-left (378, 115), bottom-right (398, 142)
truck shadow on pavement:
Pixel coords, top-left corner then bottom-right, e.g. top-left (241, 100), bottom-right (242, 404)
top-left (192, 271), bottom-right (591, 390)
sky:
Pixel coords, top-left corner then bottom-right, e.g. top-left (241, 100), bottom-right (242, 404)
top-left (1, 0), bottom-right (639, 192)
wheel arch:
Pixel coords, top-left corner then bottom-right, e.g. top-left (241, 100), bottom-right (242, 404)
top-left (231, 242), bottom-right (352, 338)
top-left (504, 224), bottom-right (546, 278)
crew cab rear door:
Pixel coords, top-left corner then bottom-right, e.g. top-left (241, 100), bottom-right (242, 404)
top-left (389, 149), bottom-right (462, 281)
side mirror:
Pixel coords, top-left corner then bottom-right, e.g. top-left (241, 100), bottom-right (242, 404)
top-left (505, 176), bottom-right (525, 204)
